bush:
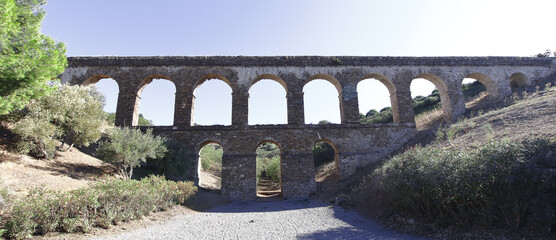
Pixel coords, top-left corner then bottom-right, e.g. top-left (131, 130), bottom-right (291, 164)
top-left (11, 85), bottom-right (106, 158)
top-left (96, 127), bottom-right (167, 179)
top-left (256, 143), bottom-right (281, 183)
top-left (152, 140), bottom-right (194, 180)
top-left (362, 137), bottom-right (555, 233)
top-left (199, 144), bottom-right (222, 171)
top-left (2, 176), bottom-right (196, 239)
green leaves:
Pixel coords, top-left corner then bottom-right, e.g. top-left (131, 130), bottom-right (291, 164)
top-left (11, 85), bottom-right (106, 158)
top-left (96, 127), bottom-right (167, 179)
top-left (370, 137), bottom-right (555, 231)
top-left (0, 0), bottom-right (67, 115)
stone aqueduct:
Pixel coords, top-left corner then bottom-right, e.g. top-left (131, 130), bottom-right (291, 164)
top-left (61, 56), bottom-right (555, 199)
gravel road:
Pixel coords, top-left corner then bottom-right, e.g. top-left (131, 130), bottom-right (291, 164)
top-left (96, 198), bottom-right (427, 240)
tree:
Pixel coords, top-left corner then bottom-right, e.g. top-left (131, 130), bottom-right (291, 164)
top-left (0, 0), bottom-right (67, 115)
top-left (11, 85), bottom-right (106, 158)
top-left (96, 127), bottom-right (167, 180)
top-left (46, 85), bottom-right (106, 151)
top-left (535, 49), bottom-right (551, 57)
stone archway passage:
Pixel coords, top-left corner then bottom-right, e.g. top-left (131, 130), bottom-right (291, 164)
top-left (256, 141), bottom-right (282, 198)
top-left (61, 56), bottom-right (554, 200)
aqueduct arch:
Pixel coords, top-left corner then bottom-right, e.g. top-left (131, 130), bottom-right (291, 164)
top-left (61, 56), bottom-right (555, 200)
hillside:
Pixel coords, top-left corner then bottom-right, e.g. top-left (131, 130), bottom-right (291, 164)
top-left (351, 85), bottom-right (556, 239)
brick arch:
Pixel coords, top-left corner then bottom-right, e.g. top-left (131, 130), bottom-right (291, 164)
top-left (509, 72), bottom-right (531, 89)
top-left (250, 74), bottom-right (288, 92)
top-left (194, 73), bottom-right (234, 92)
top-left (255, 139), bottom-right (283, 153)
top-left (313, 138), bottom-right (340, 179)
top-left (137, 74), bottom-right (174, 96)
top-left (360, 73), bottom-right (396, 94)
top-left (306, 74), bottom-right (342, 94)
top-left (357, 73), bottom-right (400, 123)
top-left (82, 74), bottom-right (115, 86)
top-left (465, 73), bottom-right (500, 100)
top-left (131, 74), bottom-right (176, 126)
top-left (413, 73), bottom-right (454, 121)
top-left (190, 73), bottom-right (234, 126)
top-left (197, 140), bottom-right (224, 190)
top-left (304, 74), bottom-right (344, 123)
top-left (198, 139), bottom-right (225, 153)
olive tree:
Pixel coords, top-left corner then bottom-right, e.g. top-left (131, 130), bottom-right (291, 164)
top-left (96, 127), bottom-right (167, 179)
top-left (12, 85), bottom-right (106, 158)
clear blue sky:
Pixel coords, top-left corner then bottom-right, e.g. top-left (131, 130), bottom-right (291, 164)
top-left (41, 0), bottom-right (556, 125)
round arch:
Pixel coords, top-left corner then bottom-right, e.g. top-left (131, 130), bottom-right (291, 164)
top-left (254, 139), bottom-right (283, 153)
top-left (199, 140), bottom-right (225, 153)
top-left (412, 73), bottom-right (452, 121)
top-left (197, 140), bottom-right (224, 190)
top-left (509, 72), bottom-right (531, 89)
top-left (137, 74), bottom-right (174, 96)
top-left (250, 74), bottom-right (288, 92)
top-left (358, 74), bottom-right (397, 123)
top-left (194, 73), bottom-right (234, 91)
top-left (361, 73), bottom-right (396, 94)
top-left (313, 138), bottom-right (340, 181)
top-left (82, 74), bottom-right (114, 86)
top-left (307, 74), bottom-right (342, 94)
top-left (255, 139), bottom-right (283, 198)
top-left (465, 73), bottom-right (499, 99)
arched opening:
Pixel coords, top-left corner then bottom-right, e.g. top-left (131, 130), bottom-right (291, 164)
top-left (135, 76), bottom-right (176, 126)
top-left (248, 76), bottom-right (287, 125)
top-left (198, 141), bottom-right (222, 190)
top-left (191, 75), bottom-right (233, 126)
top-left (313, 140), bottom-right (339, 182)
top-left (82, 75), bottom-right (119, 125)
top-left (410, 75), bottom-right (445, 128)
top-left (303, 75), bottom-right (342, 124)
top-left (509, 72), bottom-right (531, 89)
top-left (465, 73), bottom-right (499, 101)
top-left (357, 75), bottom-right (395, 124)
top-left (461, 77), bottom-right (488, 109)
top-left (256, 141), bottom-right (282, 198)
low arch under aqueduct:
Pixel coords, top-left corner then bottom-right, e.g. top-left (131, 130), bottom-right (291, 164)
top-left (60, 56), bottom-right (555, 199)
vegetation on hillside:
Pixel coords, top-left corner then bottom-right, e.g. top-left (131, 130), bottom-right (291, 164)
top-left (353, 83), bottom-right (556, 237)
top-left (1, 175), bottom-right (196, 240)
top-left (256, 143), bottom-right (281, 183)
top-left (11, 85), bottom-right (106, 159)
top-left (104, 112), bottom-right (154, 126)
top-left (362, 138), bottom-right (554, 230)
top-left (0, 0), bottom-right (67, 115)
top-left (199, 143), bottom-right (223, 172)
top-left (360, 80), bottom-right (486, 124)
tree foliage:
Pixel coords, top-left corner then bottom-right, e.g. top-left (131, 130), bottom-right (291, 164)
top-left (96, 127), bottom-right (167, 180)
top-left (12, 85), bottom-right (106, 158)
top-left (104, 113), bottom-right (154, 126)
top-left (0, 0), bottom-right (67, 115)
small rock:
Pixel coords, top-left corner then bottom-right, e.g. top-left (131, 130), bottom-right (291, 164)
top-left (249, 220), bottom-right (255, 223)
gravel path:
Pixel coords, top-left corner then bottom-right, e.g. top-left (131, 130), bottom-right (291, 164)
top-left (96, 198), bottom-right (427, 240)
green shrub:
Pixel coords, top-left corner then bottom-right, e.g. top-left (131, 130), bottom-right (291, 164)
top-left (2, 176), bottom-right (196, 239)
top-left (153, 140), bottom-right (194, 180)
top-left (256, 143), bottom-right (281, 183)
top-left (313, 142), bottom-right (335, 167)
top-left (96, 127), bottom-right (167, 179)
top-left (364, 137), bottom-right (555, 233)
top-left (199, 144), bottom-right (223, 171)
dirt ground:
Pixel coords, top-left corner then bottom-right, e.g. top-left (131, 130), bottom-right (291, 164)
top-left (0, 144), bottom-right (116, 196)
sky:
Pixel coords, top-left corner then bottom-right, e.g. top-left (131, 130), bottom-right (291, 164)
top-left (41, 0), bottom-right (556, 125)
